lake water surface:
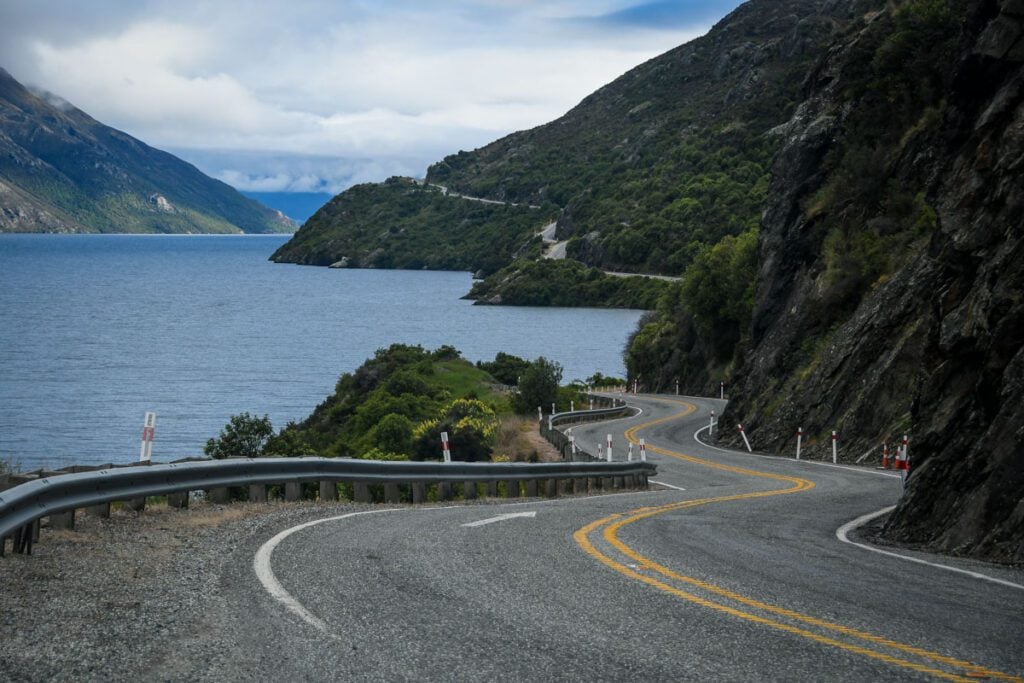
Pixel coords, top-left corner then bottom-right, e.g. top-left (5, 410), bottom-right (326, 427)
top-left (0, 234), bottom-right (644, 470)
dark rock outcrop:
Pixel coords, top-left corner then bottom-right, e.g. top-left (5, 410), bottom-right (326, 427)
top-left (716, 0), bottom-right (1024, 562)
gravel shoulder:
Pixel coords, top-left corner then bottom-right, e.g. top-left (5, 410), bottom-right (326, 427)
top-left (0, 501), bottom-right (369, 682)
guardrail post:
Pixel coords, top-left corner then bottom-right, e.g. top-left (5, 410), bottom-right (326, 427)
top-left (588, 476), bottom-right (601, 491)
top-left (525, 479), bottom-right (538, 497)
top-left (206, 488), bottom-right (228, 505)
top-left (438, 482), bottom-right (453, 501)
top-left (14, 524), bottom-right (33, 555)
top-left (167, 492), bottom-right (189, 509)
top-left (89, 501), bottom-right (111, 518)
top-left (319, 481), bottom-right (337, 502)
top-left (354, 482), bottom-right (371, 503)
top-left (384, 483), bottom-right (400, 504)
top-left (601, 476), bottom-right (614, 490)
top-left (49, 509), bottom-right (76, 530)
top-left (463, 481), bottom-right (477, 500)
top-left (573, 477), bottom-right (587, 494)
top-left (126, 496), bottom-right (147, 512)
top-left (412, 482), bottom-right (426, 504)
top-left (504, 480), bottom-right (519, 498)
top-left (544, 479), bottom-right (558, 498)
top-left (285, 482), bottom-right (302, 502)
top-left (487, 481), bottom-right (499, 498)
top-left (248, 485), bottom-right (267, 503)
top-left (558, 478), bottom-right (572, 495)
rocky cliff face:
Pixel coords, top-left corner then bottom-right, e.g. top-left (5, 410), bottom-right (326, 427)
top-left (716, 0), bottom-right (1023, 562)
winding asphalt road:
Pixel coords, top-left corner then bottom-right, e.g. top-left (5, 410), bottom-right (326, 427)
top-left (207, 395), bottom-right (1023, 681)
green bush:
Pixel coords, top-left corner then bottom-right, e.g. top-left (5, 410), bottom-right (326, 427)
top-left (511, 357), bottom-right (563, 415)
top-left (477, 352), bottom-right (531, 386)
top-left (679, 228), bottom-right (758, 357)
top-left (204, 413), bottom-right (274, 459)
top-left (411, 399), bottom-right (498, 461)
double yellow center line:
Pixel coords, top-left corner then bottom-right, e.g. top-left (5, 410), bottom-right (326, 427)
top-left (574, 398), bottom-right (1020, 682)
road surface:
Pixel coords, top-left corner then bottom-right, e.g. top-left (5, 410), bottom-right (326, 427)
top-left (205, 395), bottom-right (1022, 680)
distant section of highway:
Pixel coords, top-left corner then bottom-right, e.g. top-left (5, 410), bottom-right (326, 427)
top-left (204, 394), bottom-right (1022, 681)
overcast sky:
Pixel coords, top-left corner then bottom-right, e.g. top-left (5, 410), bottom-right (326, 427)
top-left (1, 1), bottom-right (742, 195)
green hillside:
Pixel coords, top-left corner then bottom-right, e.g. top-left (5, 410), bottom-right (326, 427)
top-left (425, 0), bottom-right (853, 276)
top-left (271, 177), bottom-right (555, 276)
top-left (0, 68), bottom-right (292, 234)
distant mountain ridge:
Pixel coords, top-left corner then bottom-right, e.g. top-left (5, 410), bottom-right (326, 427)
top-left (0, 68), bottom-right (292, 234)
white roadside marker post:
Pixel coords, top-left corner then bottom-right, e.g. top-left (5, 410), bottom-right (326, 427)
top-left (441, 431), bottom-right (451, 463)
top-left (675, 380), bottom-right (680, 396)
top-left (570, 400), bottom-right (574, 412)
top-left (606, 434), bottom-right (613, 462)
top-left (628, 442), bottom-right (634, 462)
top-left (597, 443), bottom-right (603, 460)
top-left (831, 430), bottom-right (838, 464)
top-left (589, 398), bottom-right (594, 411)
top-left (900, 434), bottom-right (910, 487)
top-left (796, 427), bottom-right (803, 460)
top-left (720, 382), bottom-right (724, 400)
top-left (737, 424), bottom-right (752, 453)
top-left (551, 402), bottom-right (556, 416)
top-left (570, 433), bottom-right (576, 458)
top-left (537, 406), bottom-right (542, 423)
top-left (140, 411), bottom-right (156, 462)
top-left (640, 438), bottom-right (647, 462)
top-left (709, 410), bottom-right (716, 436)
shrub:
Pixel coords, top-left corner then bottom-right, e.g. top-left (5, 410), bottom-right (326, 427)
top-left (511, 357), bottom-right (563, 414)
top-left (204, 413), bottom-right (274, 459)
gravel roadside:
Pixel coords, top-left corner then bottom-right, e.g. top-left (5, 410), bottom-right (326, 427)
top-left (0, 501), bottom-right (371, 682)
top-left (0, 490), bottom-right (630, 682)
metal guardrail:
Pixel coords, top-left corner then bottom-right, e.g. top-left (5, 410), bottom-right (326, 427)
top-left (541, 395), bottom-right (638, 460)
top-left (0, 456), bottom-right (656, 554)
top-left (550, 404), bottom-right (633, 427)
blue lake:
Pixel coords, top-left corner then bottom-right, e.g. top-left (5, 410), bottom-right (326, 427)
top-left (0, 234), bottom-right (644, 470)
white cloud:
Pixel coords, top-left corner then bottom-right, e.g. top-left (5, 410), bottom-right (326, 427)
top-left (1, 1), bottom-right (721, 193)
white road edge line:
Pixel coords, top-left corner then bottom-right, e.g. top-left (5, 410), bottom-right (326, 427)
top-left (562, 406), bottom-right (644, 429)
top-left (836, 506), bottom-right (1024, 591)
top-left (461, 511), bottom-right (537, 527)
top-left (254, 488), bottom-right (671, 631)
top-left (692, 424), bottom-right (902, 479)
top-left (557, 406), bottom-right (644, 456)
top-left (253, 508), bottom-right (402, 634)
top-left (649, 479), bottom-right (687, 491)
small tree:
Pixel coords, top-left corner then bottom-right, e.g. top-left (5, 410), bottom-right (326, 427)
top-left (205, 412), bottom-right (274, 459)
top-left (512, 357), bottom-right (563, 414)
top-left (369, 413), bottom-right (414, 455)
top-left (477, 352), bottom-right (531, 386)
top-left (263, 423), bottom-right (317, 457)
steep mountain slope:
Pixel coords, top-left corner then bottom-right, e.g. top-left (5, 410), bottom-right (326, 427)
top-left (270, 178), bottom-right (554, 275)
top-left (0, 68), bottom-right (292, 234)
top-left (630, 0), bottom-right (1023, 562)
top-left (272, 0), bottom-right (859, 289)
top-left (426, 0), bottom-right (860, 275)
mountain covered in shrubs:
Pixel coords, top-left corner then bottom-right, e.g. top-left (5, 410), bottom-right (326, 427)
top-left (0, 68), bottom-right (292, 234)
top-left (271, 0), bottom-right (1021, 560)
